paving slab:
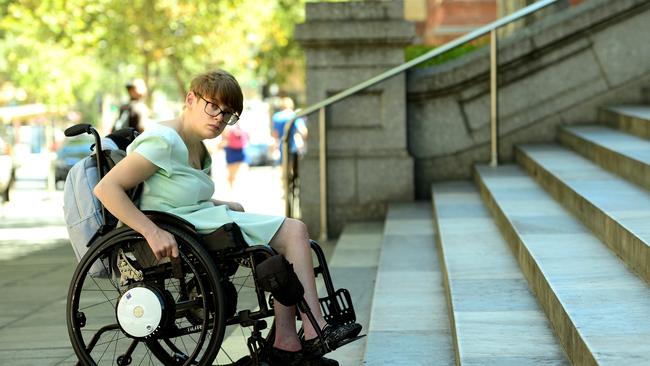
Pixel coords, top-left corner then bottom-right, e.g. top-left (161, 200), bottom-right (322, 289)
top-left (0, 243), bottom-right (77, 365)
top-left (326, 222), bottom-right (384, 365)
top-left (364, 202), bottom-right (455, 366)
top-left (432, 181), bottom-right (569, 366)
top-left (477, 164), bottom-right (650, 366)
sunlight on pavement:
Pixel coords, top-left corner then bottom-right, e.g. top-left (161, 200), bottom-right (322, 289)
top-left (0, 226), bottom-right (68, 242)
top-left (0, 185), bottom-right (69, 260)
top-left (0, 238), bottom-right (66, 261)
top-left (210, 150), bottom-right (284, 217)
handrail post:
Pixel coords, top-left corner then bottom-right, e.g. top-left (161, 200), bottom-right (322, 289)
top-left (490, 28), bottom-right (499, 167)
top-left (318, 107), bottom-right (328, 241)
top-left (283, 128), bottom-right (291, 217)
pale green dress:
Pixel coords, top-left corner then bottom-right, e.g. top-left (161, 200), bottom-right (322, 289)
top-left (127, 123), bottom-right (284, 245)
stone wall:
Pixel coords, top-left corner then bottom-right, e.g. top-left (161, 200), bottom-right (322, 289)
top-left (407, 0), bottom-right (650, 197)
top-left (295, 1), bottom-right (415, 238)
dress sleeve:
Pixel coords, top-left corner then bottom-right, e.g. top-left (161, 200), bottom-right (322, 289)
top-left (127, 131), bottom-right (174, 175)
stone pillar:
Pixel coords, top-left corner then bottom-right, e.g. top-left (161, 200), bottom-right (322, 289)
top-left (295, 1), bottom-right (415, 238)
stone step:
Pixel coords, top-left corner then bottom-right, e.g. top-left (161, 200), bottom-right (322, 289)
top-left (326, 221), bottom-right (384, 365)
top-left (600, 105), bottom-right (650, 139)
top-left (364, 202), bottom-right (455, 366)
top-left (516, 143), bottom-right (650, 285)
top-left (559, 125), bottom-right (650, 190)
top-left (432, 182), bottom-right (569, 366)
top-left (476, 164), bottom-right (650, 366)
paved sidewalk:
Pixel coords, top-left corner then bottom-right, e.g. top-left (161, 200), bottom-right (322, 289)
top-left (0, 243), bottom-right (78, 365)
top-left (0, 166), bottom-right (77, 364)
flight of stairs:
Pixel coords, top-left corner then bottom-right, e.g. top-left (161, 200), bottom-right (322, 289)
top-left (334, 106), bottom-right (650, 365)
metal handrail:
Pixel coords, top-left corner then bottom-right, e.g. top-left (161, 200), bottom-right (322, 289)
top-left (283, 0), bottom-right (559, 240)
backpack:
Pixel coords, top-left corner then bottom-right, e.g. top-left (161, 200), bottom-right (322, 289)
top-left (114, 104), bottom-right (131, 131)
top-left (63, 128), bottom-right (140, 275)
top-left (113, 102), bottom-right (144, 132)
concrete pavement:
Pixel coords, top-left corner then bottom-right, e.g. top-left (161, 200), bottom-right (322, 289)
top-left (0, 243), bottom-right (77, 365)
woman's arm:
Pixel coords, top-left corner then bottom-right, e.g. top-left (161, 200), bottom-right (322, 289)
top-left (93, 153), bottom-right (179, 260)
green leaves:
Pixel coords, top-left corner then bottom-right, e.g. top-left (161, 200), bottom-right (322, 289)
top-left (0, 0), bottom-right (305, 121)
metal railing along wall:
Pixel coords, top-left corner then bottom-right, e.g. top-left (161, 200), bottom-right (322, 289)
top-left (282, 0), bottom-right (559, 240)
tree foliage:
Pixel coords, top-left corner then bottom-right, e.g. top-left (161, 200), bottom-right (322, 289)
top-left (0, 0), bottom-right (305, 121)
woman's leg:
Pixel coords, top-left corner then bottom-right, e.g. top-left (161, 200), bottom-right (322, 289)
top-left (269, 218), bottom-right (327, 345)
top-left (226, 162), bottom-right (241, 188)
top-left (271, 302), bottom-right (301, 351)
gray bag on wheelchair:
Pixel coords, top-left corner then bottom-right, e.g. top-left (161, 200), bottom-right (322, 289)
top-left (255, 255), bottom-right (304, 306)
top-left (63, 129), bottom-right (139, 276)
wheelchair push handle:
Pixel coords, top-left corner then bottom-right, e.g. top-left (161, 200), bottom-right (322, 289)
top-left (64, 123), bottom-right (93, 137)
top-left (64, 123), bottom-right (111, 230)
top-left (64, 123), bottom-right (104, 154)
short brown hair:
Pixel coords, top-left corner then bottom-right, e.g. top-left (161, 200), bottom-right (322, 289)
top-left (190, 69), bottom-right (243, 115)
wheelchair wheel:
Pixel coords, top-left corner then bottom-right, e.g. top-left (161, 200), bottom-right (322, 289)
top-left (67, 224), bottom-right (226, 365)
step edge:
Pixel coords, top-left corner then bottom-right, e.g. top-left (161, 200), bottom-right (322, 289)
top-left (473, 164), bottom-right (597, 366)
top-left (515, 144), bottom-right (650, 284)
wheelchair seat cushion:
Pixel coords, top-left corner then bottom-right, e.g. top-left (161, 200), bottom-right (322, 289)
top-left (201, 223), bottom-right (247, 253)
top-left (255, 255), bottom-right (304, 306)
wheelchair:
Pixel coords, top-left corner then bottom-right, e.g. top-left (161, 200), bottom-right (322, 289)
top-left (64, 124), bottom-right (361, 365)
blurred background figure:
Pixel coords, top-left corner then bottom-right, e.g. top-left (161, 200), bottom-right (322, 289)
top-left (113, 78), bottom-right (150, 133)
top-left (0, 135), bottom-right (14, 202)
top-left (219, 123), bottom-right (250, 189)
top-left (271, 97), bottom-right (308, 165)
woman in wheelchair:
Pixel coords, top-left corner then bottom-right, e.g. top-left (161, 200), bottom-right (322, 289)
top-left (88, 69), bottom-right (361, 365)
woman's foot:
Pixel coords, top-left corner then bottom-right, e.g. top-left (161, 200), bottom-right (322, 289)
top-left (266, 347), bottom-right (302, 366)
top-left (302, 322), bottom-right (363, 359)
top-left (305, 355), bottom-right (339, 366)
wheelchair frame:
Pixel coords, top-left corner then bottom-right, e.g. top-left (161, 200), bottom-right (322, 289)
top-left (64, 124), bottom-right (359, 366)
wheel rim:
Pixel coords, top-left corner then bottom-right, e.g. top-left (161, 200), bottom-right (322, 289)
top-left (67, 228), bottom-right (225, 366)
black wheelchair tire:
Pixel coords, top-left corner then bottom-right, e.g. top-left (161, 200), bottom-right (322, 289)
top-left (66, 224), bottom-right (227, 366)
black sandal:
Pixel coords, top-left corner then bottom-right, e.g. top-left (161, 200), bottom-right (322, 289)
top-left (302, 322), bottom-right (363, 359)
top-left (304, 355), bottom-right (340, 366)
top-left (261, 346), bottom-right (339, 366)
top-left (265, 347), bottom-right (303, 366)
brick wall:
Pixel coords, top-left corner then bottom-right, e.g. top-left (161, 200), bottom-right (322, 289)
top-left (411, 0), bottom-right (585, 45)
top-left (416, 0), bottom-right (497, 45)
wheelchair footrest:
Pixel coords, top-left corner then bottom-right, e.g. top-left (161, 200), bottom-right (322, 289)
top-left (319, 288), bottom-right (357, 325)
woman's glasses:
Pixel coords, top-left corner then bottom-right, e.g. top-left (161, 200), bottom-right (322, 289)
top-left (195, 92), bottom-right (239, 125)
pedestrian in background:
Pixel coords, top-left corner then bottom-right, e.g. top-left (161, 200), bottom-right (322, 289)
top-left (271, 97), bottom-right (308, 165)
top-left (113, 78), bottom-right (150, 133)
top-left (219, 122), bottom-right (249, 188)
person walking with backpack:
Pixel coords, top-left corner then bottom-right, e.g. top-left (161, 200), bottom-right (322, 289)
top-left (113, 78), bottom-right (150, 133)
top-left (92, 69), bottom-right (361, 366)
top-left (271, 96), bottom-right (308, 164)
